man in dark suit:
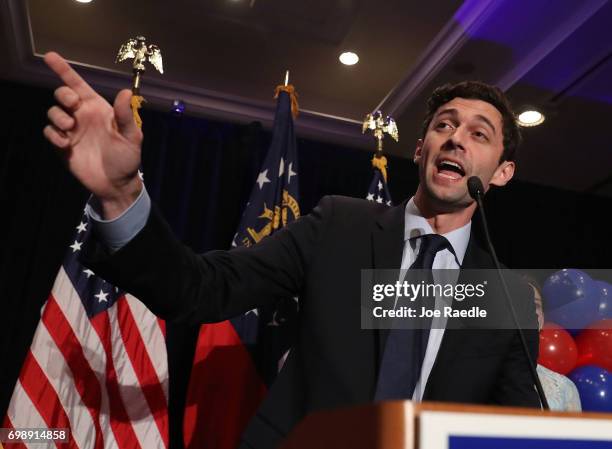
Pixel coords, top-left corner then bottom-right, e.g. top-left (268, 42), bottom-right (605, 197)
top-left (42, 52), bottom-right (540, 448)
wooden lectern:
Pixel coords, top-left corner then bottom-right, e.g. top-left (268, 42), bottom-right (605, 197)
top-left (280, 401), bottom-right (612, 449)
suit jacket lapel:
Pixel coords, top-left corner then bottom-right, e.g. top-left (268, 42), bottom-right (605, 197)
top-left (371, 202), bottom-right (406, 375)
top-left (423, 227), bottom-right (496, 399)
top-left (450, 228), bottom-right (496, 315)
top-left (372, 202), bottom-right (405, 270)
top-left (460, 225), bottom-right (495, 270)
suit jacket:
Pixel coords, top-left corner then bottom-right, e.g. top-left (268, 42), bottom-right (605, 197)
top-left (83, 195), bottom-right (540, 449)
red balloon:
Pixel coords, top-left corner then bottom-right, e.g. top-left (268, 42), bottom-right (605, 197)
top-left (538, 322), bottom-right (578, 374)
top-left (575, 318), bottom-right (612, 372)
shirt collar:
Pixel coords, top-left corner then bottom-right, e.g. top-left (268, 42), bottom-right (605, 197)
top-left (403, 197), bottom-right (471, 264)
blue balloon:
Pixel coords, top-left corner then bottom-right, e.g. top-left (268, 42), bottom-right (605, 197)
top-left (595, 280), bottom-right (612, 321)
top-left (569, 365), bottom-right (612, 412)
top-left (543, 269), bottom-right (599, 334)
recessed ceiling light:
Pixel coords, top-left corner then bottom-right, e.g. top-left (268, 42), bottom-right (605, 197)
top-left (517, 109), bottom-right (545, 127)
top-left (339, 51), bottom-right (359, 66)
top-left (75, 0), bottom-right (93, 3)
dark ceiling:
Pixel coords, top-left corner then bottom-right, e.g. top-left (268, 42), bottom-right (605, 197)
top-left (2, 0), bottom-right (612, 196)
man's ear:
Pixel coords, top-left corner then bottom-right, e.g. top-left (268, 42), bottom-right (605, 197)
top-left (489, 160), bottom-right (515, 187)
top-left (413, 139), bottom-right (424, 163)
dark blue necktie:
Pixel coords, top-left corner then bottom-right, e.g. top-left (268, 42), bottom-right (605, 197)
top-left (374, 234), bottom-right (454, 401)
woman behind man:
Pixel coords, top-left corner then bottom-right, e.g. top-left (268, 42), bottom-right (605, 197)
top-left (527, 276), bottom-right (582, 412)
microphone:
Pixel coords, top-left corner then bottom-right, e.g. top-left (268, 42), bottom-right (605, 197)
top-left (467, 176), bottom-right (550, 410)
top-left (467, 176), bottom-right (485, 199)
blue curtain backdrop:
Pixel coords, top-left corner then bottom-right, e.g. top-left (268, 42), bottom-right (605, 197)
top-left (1, 80), bottom-right (610, 448)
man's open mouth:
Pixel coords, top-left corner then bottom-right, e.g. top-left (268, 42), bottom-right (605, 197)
top-left (436, 159), bottom-right (466, 180)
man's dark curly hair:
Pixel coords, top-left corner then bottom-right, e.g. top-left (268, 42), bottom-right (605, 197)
top-left (421, 81), bottom-right (522, 163)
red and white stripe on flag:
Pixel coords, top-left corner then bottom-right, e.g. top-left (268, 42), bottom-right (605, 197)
top-left (3, 266), bottom-right (169, 449)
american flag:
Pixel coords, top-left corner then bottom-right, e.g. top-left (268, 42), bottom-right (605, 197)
top-left (366, 155), bottom-right (393, 206)
top-left (183, 87), bottom-right (300, 449)
top-left (3, 207), bottom-right (169, 448)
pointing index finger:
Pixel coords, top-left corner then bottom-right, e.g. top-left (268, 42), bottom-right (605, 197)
top-left (44, 52), bottom-right (97, 100)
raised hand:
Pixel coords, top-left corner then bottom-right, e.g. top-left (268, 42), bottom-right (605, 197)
top-left (43, 52), bottom-right (143, 219)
